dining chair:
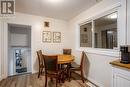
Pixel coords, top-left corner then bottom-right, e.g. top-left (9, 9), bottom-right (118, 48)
top-left (69, 51), bottom-right (86, 83)
top-left (36, 50), bottom-right (44, 78)
top-left (63, 49), bottom-right (72, 55)
top-left (43, 55), bottom-right (63, 87)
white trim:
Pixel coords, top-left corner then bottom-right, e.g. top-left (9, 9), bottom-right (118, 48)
top-left (77, 2), bottom-right (121, 25)
top-left (0, 20), bottom-right (2, 81)
top-left (92, 20), bottom-right (95, 48)
top-left (79, 20), bottom-right (92, 26)
top-left (77, 47), bottom-right (120, 57)
top-left (87, 77), bottom-right (105, 87)
top-left (92, 8), bottom-right (119, 21)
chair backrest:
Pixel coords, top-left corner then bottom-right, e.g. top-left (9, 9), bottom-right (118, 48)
top-left (37, 50), bottom-right (44, 66)
top-left (80, 51), bottom-right (85, 68)
top-left (63, 49), bottom-right (72, 55)
top-left (43, 55), bottom-right (58, 72)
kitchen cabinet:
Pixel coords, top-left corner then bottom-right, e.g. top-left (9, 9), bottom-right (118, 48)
top-left (110, 60), bottom-right (130, 87)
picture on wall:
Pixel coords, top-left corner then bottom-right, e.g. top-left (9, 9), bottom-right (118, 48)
top-left (53, 32), bottom-right (61, 43)
top-left (42, 31), bottom-right (51, 43)
top-left (44, 21), bottom-right (50, 27)
top-left (43, 19), bottom-right (52, 29)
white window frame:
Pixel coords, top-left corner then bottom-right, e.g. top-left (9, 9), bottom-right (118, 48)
top-left (77, 3), bottom-right (126, 57)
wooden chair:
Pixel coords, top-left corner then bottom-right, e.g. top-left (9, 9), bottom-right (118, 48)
top-left (69, 51), bottom-right (86, 83)
top-left (63, 49), bottom-right (72, 55)
top-left (36, 50), bottom-right (44, 78)
top-left (43, 55), bottom-right (63, 87)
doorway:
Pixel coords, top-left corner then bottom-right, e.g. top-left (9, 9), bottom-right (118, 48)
top-left (8, 24), bottom-right (32, 76)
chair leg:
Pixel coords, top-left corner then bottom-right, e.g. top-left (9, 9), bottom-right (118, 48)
top-left (45, 75), bottom-right (47, 87)
top-left (68, 71), bottom-right (71, 82)
top-left (56, 78), bottom-right (58, 87)
top-left (62, 72), bottom-right (65, 83)
top-left (41, 68), bottom-right (43, 74)
top-left (50, 77), bottom-right (53, 82)
top-left (38, 68), bottom-right (40, 78)
top-left (81, 70), bottom-right (85, 83)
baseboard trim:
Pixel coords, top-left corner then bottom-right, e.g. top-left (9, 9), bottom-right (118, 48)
top-left (86, 78), bottom-right (99, 87)
top-left (72, 72), bottom-right (99, 87)
top-left (87, 77), bottom-right (104, 87)
top-left (8, 72), bottom-right (32, 77)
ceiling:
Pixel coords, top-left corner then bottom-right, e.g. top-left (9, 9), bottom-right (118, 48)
top-left (15, 0), bottom-right (101, 20)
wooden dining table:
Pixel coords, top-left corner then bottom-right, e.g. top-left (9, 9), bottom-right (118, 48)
top-left (57, 54), bottom-right (75, 64)
top-left (57, 54), bottom-right (74, 82)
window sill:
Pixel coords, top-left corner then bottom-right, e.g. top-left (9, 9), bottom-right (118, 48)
top-left (76, 47), bottom-right (120, 57)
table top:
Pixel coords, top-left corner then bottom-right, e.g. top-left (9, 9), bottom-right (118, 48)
top-left (57, 54), bottom-right (75, 64)
top-left (110, 59), bottom-right (130, 69)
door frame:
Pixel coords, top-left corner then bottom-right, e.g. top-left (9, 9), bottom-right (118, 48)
top-left (7, 23), bottom-right (32, 76)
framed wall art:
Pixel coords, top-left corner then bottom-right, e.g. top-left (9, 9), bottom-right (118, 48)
top-left (43, 19), bottom-right (52, 29)
top-left (44, 21), bottom-right (50, 27)
top-left (42, 31), bottom-right (51, 43)
top-left (53, 32), bottom-right (61, 43)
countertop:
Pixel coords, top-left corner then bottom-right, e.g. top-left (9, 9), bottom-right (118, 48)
top-left (110, 59), bottom-right (130, 69)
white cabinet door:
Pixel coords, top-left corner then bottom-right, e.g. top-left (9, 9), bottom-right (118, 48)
top-left (114, 73), bottom-right (130, 87)
top-left (113, 67), bottom-right (130, 87)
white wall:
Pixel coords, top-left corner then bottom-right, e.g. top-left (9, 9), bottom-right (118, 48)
top-left (0, 12), bottom-right (70, 77)
top-left (69, 0), bottom-right (125, 87)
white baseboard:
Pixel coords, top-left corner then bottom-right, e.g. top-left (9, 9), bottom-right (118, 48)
top-left (85, 81), bottom-right (97, 87)
top-left (87, 77), bottom-right (105, 87)
top-left (32, 70), bottom-right (38, 74)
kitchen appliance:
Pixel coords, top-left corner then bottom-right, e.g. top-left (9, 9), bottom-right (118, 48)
top-left (120, 45), bottom-right (130, 64)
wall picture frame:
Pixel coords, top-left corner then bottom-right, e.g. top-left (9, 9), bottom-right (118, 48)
top-left (53, 32), bottom-right (61, 43)
top-left (43, 19), bottom-right (52, 30)
top-left (42, 31), bottom-right (51, 43)
top-left (44, 21), bottom-right (50, 27)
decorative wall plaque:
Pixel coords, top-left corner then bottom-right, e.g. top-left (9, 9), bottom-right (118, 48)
top-left (42, 31), bottom-right (51, 43)
top-left (53, 32), bottom-right (61, 43)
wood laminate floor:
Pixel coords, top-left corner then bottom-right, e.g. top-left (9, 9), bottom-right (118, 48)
top-left (0, 73), bottom-right (89, 87)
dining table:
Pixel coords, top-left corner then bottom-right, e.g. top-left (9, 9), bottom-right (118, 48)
top-left (55, 54), bottom-right (75, 82)
top-left (57, 54), bottom-right (75, 64)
